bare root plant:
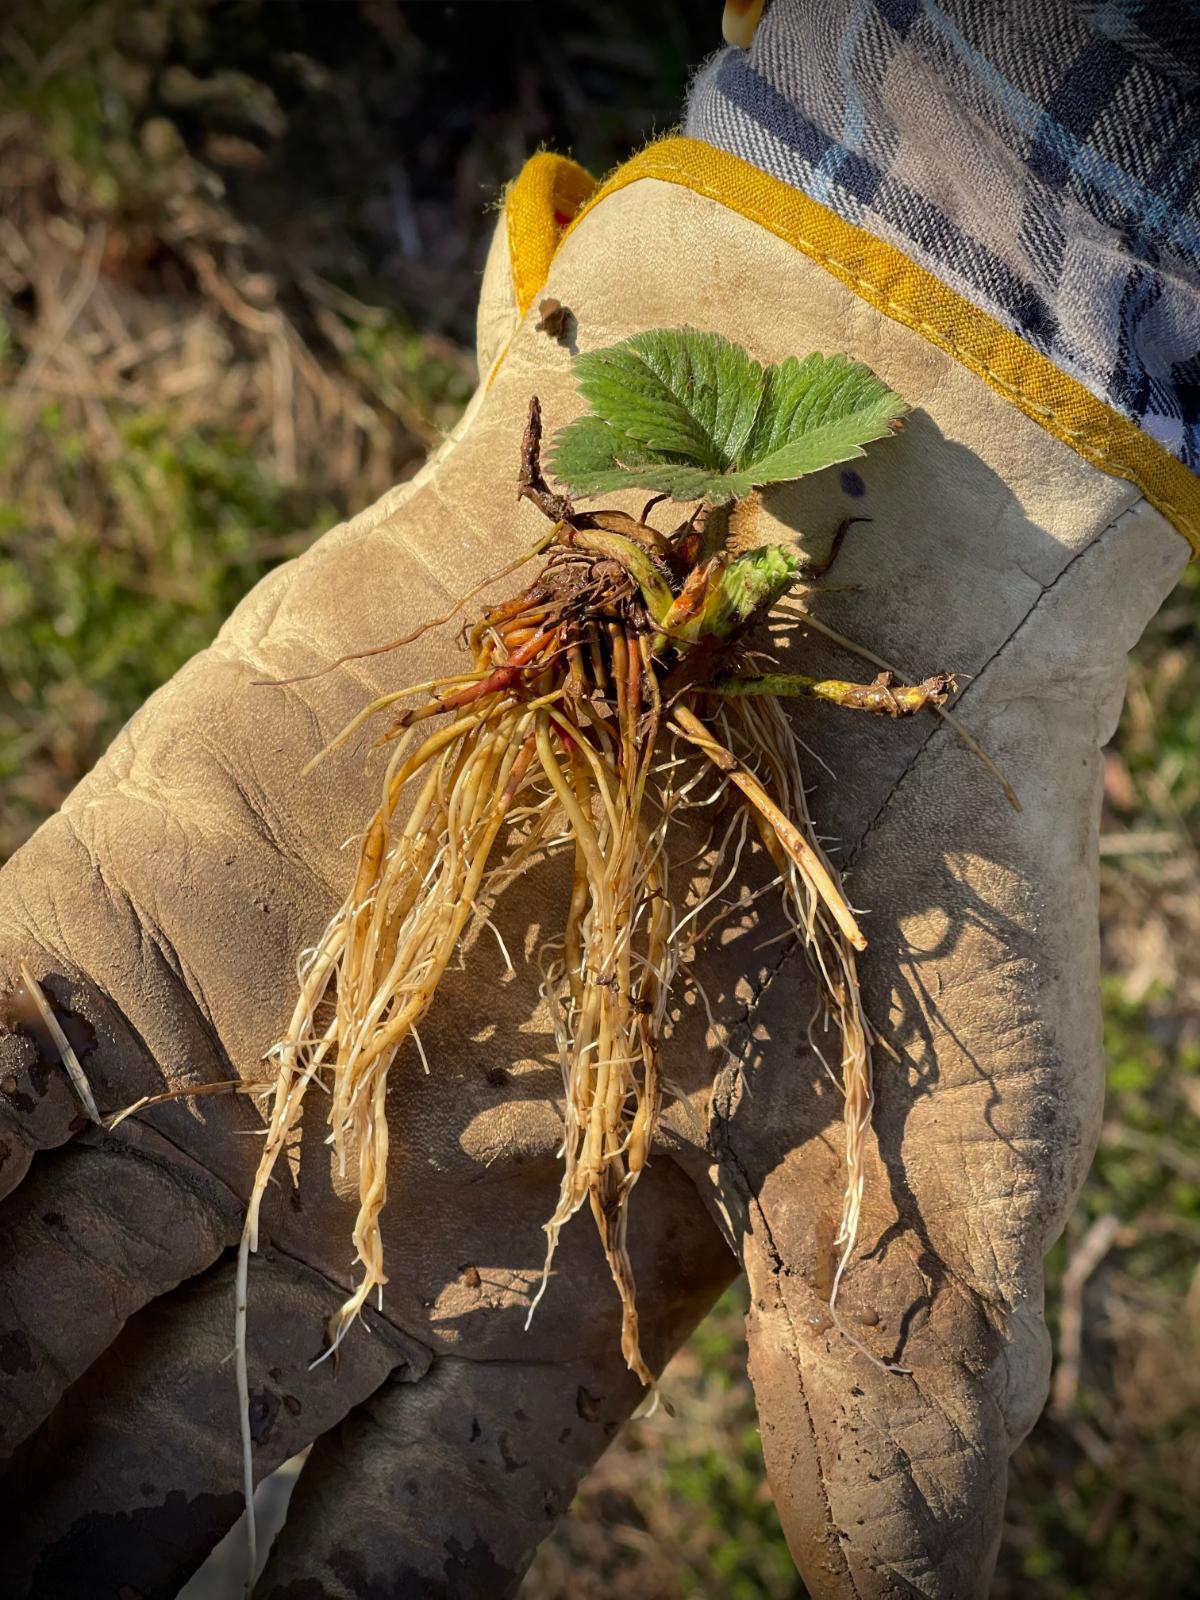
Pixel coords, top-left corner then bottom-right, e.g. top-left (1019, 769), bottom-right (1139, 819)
top-left (233, 332), bottom-right (963, 1565)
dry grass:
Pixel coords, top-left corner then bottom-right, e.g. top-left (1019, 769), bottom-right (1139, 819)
top-left (3, 5), bottom-right (1198, 1595)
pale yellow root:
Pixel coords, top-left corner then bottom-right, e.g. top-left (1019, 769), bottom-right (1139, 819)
top-left (105, 1078), bottom-right (274, 1131)
top-left (244, 700), bottom-right (550, 1348)
top-left (235, 687), bottom-right (552, 1576)
top-left (527, 690), bottom-right (671, 1386)
top-left (669, 706), bottom-right (866, 950)
top-left (726, 693), bottom-right (908, 1375)
top-left (235, 608), bottom-right (904, 1573)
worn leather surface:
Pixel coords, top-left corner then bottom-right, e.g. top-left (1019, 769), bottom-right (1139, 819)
top-left (0, 178), bottom-right (1188, 1598)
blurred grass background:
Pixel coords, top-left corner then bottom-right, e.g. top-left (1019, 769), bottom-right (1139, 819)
top-left (2, 3), bottom-right (1198, 1595)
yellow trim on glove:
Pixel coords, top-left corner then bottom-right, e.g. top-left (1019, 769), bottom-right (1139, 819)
top-left (503, 137), bottom-right (1199, 554)
top-left (504, 151), bottom-right (598, 322)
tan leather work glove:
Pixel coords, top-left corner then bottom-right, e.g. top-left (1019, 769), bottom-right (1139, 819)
top-left (0, 142), bottom-right (1193, 1599)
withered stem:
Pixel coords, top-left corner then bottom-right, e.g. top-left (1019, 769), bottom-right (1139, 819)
top-left (711, 669), bottom-right (955, 716)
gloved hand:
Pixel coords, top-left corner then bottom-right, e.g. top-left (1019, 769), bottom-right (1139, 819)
top-left (0, 141), bottom-right (1189, 1599)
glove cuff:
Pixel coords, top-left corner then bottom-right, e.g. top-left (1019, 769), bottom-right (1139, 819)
top-left (495, 137), bottom-right (1199, 555)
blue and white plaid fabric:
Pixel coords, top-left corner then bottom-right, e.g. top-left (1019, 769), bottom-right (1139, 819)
top-left (686, 0), bottom-right (1200, 471)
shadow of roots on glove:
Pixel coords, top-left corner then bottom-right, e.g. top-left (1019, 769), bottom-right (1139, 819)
top-left (97, 331), bottom-right (974, 1578)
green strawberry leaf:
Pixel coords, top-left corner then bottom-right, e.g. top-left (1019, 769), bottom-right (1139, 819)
top-left (572, 328), bottom-right (764, 467)
top-left (549, 414), bottom-right (732, 502)
top-left (548, 327), bottom-right (906, 504)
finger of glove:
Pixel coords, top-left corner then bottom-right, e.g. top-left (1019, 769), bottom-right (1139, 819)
top-left (744, 1282), bottom-right (1021, 1600)
top-left (0, 1250), bottom-right (428, 1600)
top-left (0, 807), bottom-right (251, 1204)
top-left (0, 1121), bottom-right (241, 1456)
top-left (718, 504), bottom-right (1186, 1596)
top-left (253, 1349), bottom-right (650, 1600)
top-left (0, 925), bottom-right (169, 1203)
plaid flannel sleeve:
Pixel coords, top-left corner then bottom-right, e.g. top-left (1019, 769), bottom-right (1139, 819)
top-left (687, 0), bottom-right (1200, 472)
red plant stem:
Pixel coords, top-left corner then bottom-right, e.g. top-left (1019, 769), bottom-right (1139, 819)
top-left (437, 628), bottom-right (558, 713)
